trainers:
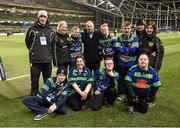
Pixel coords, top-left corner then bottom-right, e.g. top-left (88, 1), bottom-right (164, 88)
top-left (117, 94), bottom-right (126, 101)
top-left (33, 112), bottom-right (48, 121)
top-left (149, 102), bottom-right (155, 108)
top-left (128, 106), bottom-right (134, 113)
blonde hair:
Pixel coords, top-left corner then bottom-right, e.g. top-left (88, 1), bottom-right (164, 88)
top-left (57, 20), bottom-right (67, 32)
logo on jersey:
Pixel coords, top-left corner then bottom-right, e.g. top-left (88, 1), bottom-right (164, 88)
top-left (149, 41), bottom-right (153, 46)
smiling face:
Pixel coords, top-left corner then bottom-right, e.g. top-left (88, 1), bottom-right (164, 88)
top-left (137, 24), bottom-right (145, 32)
top-left (38, 15), bottom-right (47, 26)
top-left (76, 57), bottom-right (85, 69)
top-left (101, 26), bottom-right (109, 36)
top-left (138, 54), bottom-right (149, 70)
top-left (145, 25), bottom-right (154, 35)
top-left (58, 23), bottom-right (68, 34)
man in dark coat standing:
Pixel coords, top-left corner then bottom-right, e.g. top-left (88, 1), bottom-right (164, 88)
top-left (81, 21), bottom-right (101, 73)
top-left (25, 10), bottom-right (54, 96)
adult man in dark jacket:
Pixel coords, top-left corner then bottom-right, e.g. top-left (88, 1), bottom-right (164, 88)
top-left (81, 21), bottom-right (101, 73)
top-left (25, 10), bottom-right (54, 96)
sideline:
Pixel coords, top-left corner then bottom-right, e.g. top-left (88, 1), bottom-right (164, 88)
top-left (3, 44), bottom-right (180, 81)
top-left (5, 68), bottom-right (57, 81)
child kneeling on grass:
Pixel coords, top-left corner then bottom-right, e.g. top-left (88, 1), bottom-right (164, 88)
top-left (22, 68), bottom-right (70, 120)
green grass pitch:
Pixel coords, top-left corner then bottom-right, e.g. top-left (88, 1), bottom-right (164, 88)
top-left (0, 32), bottom-right (180, 127)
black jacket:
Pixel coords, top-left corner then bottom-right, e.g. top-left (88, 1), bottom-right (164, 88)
top-left (139, 34), bottom-right (164, 72)
top-left (52, 32), bottom-right (70, 66)
top-left (25, 21), bottom-right (54, 63)
top-left (81, 30), bottom-right (101, 63)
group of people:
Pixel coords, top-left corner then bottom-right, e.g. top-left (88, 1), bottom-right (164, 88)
top-left (23, 10), bottom-right (164, 120)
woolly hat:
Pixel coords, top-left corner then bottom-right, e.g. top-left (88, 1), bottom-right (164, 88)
top-left (56, 68), bottom-right (67, 76)
top-left (37, 10), bottom-right (48, 18)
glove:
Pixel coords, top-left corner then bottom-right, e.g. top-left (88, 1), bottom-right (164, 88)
top-left (146, 96), bottom-right (154, 103)
top-left (131, 95), bottom-right (139, 104)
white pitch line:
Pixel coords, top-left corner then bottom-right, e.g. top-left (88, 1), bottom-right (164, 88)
top-left (5, 68), bottom-right (57, 81)
top-left (6, 74), bottom-right (30, 81)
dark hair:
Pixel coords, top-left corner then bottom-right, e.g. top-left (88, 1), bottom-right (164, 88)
top-left (76, 55), bottom-right (86, 63)
top-left (136, 19), bottom-right (145, 26)
top-left (145, 20), bottom-right (157, 34)
top-left (138, 53), bottom-right (149, 61)
top-left (104, 57), bottom-right (113, 61)
top-left (56, 68), bottom-right (67, 75)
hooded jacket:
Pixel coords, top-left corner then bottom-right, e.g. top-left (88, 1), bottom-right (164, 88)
top-left (25, 20), bottom-right (54, 63)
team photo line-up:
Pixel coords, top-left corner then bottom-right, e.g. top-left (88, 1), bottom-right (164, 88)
top-left (22, 10), bottom-right (164, 120)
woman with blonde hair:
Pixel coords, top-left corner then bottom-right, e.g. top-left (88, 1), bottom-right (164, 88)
top-left (52, 20), bottom-right (70, 73)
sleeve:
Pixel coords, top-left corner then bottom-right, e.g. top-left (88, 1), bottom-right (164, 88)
top-left (128, 36), bottom-right (139, 53)
top-left (155, 38), bottom-right (164, 72)
top-left (68, 67), bottom-right (77, 85)
top-left (113, 36), bottom-right (123, 54)
top-left (110, 71), bottom-right (119, 88)
top-left (86, 68), bottom-right (94, 85)
top-left (40, 78), bottom-right (53, 103)
top-left (98, 41), bottom-right (103, 55)
top-left (125, 80), bottom-right (138, 103)
top-left (51, 34), bottom-right (57, 67)
top-left (125, 69), bottom-right (133, 82)
top-left (147, 87), bottom-right (159, 102)
top-left (152, 70), bottom-right (161, 88)
top-left (25, 27), bottom-right (34, 50)
top-left (55, 96), bottom-right (68, 108)
top-left (94, 69), bottom-right (100, 90)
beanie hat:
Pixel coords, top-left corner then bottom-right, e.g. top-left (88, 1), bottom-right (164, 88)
top-left (38, 10), bottom-right (48, 18)
top-left (56, 68), bottom-right (67, 76)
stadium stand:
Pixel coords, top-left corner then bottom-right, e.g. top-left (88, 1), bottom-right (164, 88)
top-left (0, 0), bottom-right (94, 33)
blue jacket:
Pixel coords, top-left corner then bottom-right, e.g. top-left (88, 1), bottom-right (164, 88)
top-left (69, 37), bottom-right (82, 63)
top-left (37, 77), bottom-right (70, 107)
top-left (94, 68), bottom-right (119, 91)
top-left (68, 66), bottom-right (94, 94)
top-left (125, 65), bottom-right (161, 89)
top-left (114, 33), bottom-right (139, 67)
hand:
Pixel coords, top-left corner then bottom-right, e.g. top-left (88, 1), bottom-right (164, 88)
top-left (109, 32), bottom-right (115, 38)
top-left (81, 91), bottom-right (88, 100)
top-left (107, 71), bottom-right (114, 77)
top-left (48, 103), bottom-right (57, 113)
top-left (130, 44), bottom-right (134, 48)
top-left (95, 90), bottom-right (100, 95)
